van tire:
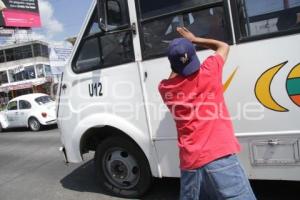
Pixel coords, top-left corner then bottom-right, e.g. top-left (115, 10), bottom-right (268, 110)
top-left (95, 136), bottom-right (152, 198)
top-left (28, 117), bottom-right (41, 131)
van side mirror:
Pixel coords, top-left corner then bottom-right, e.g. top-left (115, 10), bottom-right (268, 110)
top-left (97, 0), bottom-right (108, 32)
top-left (97, 0), bottom-right (136, 34)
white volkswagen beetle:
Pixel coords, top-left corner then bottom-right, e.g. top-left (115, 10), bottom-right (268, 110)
top-left (0, 93), bottom-right (57, 132)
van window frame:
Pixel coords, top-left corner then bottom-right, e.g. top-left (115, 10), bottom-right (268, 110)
top-left (135, 0), bottom-right (233, 60)
top-left (71, 10), bottom-right (103, 74)
top-left (72, 2), bottom-right (135, 74)
top-left (230, 0), bottom-right (300, 43)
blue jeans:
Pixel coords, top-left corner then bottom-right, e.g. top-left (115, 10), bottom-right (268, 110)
top-left (180, 155), bottom-right (256, 200)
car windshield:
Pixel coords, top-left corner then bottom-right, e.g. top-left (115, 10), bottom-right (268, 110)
top-left (35, 96), bottom-right (53, 105)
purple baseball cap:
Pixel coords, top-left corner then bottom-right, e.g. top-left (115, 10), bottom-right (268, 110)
top-left (167, 38), bottom-right (200, 77)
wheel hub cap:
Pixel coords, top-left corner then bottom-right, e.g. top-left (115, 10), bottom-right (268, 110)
top-left (111, 160), bottom-right (128, 179)
top-left (103, 149), bottom-right (140, 189)
top-left (30, 120), bottom-right (38, 129)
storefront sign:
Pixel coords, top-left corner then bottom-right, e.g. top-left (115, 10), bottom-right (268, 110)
top-left (0, 82), bottom-right (32, 92)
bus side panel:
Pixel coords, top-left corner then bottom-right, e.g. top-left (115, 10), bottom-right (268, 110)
top-left (143, 34), bottom-right (300, 180)
top-left (225, 34), bottom-right (300, 181)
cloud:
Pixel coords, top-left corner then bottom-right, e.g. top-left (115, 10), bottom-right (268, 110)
top-left (38, 0), bottom-right (64, 37)
top-left (0, 0), bottom-right (68, 46)
top-left (30, 31), bottom-right (47, 41)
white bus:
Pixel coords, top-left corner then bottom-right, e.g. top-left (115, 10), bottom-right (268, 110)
top-left (58, 0), bottom-right (300, 198)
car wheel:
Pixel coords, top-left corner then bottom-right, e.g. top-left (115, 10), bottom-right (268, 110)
top-left (95, 136), bottom-right (152, 198)
top-left (28, 117), bottom-right (41, 131)
top-left (0, 123), bottom-right (3, 132)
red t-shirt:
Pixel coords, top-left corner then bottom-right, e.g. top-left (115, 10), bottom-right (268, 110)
top-left (158, 54), bottom-right (241, 170)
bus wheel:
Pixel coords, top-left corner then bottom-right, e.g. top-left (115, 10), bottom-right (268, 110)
top-left (95, 136), bottom-right (152, 198)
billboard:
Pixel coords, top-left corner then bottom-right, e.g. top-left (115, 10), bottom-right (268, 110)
top-left (0, 0), bottom-right (41, 28)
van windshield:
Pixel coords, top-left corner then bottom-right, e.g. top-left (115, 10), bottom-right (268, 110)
top-left (35, 96), bottom-right (53, 105)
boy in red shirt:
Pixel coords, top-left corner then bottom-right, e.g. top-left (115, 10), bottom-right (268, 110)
top-left (158, 27), bottom-right (256, 200)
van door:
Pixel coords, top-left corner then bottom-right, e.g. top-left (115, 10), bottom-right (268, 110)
top-left (137, 0), bottom-right (234, 177)
top-left (58, 0), bottom-right (150, 163)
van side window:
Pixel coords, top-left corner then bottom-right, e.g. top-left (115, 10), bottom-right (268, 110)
top-left (88, 16), bottom-right (102, 36)
top-left (75, 37), bottom-right (101, 72)
top-left (138, 0), bottom-right (231, 59)
top-left (100, 32), bottom-right (134, 67)
top-left (234, 0), bottom-right (300, 40)
top-left (140, 0), bottom-right (221, 19)
top-left (72, 11), bottom-right (102, 73)
top-left (72, 4), bottom-right (134, 74)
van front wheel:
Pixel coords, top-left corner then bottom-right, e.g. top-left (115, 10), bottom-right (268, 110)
top-left (95, 136), bottom-right (152, 198)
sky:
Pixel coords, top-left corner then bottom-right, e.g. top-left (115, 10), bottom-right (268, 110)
top-left (34, 0), bottom-right (94, 42)
top-left (3, 0), bottom-right (300, 44)
top-left (30, 0), bottom-right (300, 41)
top-left (0, 0), bottom-right (94, 45)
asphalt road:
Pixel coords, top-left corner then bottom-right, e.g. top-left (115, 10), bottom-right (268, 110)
top-left (0, 128), bottom-right (299, 200)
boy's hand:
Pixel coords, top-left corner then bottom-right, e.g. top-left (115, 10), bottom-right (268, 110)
top-left (176, 27), bottom-right (197, 43)
top-left (177, 26), bottom-right (229, 62)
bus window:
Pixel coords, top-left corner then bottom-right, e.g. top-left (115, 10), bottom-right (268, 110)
top-left (100, 0), bottom-right (134, 66)
top-left (100, 32), bottom-right (134, 67)
top-left (74, 37), bottom-right (101, 73)
top-left (72, 3), bottom-right (134, 73)
top-left (140, 5), bottom-right (231, 59)
top-left (87, 12), bottom-right (102, 36)
top-left (72, 11), bottom-right (102, 73)
top-left (139, 0), bottom-right (222, 19)
top-left (235, 0), bottom-right (300, 39)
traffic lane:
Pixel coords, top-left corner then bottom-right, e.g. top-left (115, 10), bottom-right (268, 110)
top-left (60, 158), bottom-right (180, 200)
top-left (61, 159), bottom-right (300, 200)
top-left (0, 127), bottom-right (125, 200)
top-left (0, 128), bottom-right (299, 200)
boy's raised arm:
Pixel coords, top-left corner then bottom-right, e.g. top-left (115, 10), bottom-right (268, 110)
top-left (176, 27), bottom-right (230, 62)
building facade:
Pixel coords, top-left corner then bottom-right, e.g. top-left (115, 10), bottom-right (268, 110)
top-left (0, 40), bottom-right (52, 106)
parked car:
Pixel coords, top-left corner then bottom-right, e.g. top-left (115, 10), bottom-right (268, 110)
top-left (0, 93), bottom-right (56, 132)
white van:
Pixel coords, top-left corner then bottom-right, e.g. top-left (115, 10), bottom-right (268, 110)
top-left (58, 0), bottom-right (300, 197)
